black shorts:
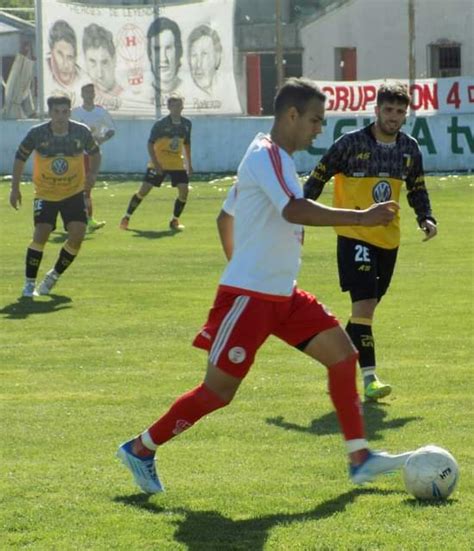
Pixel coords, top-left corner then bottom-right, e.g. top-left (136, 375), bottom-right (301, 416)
top-left (33, 192), bottom-right (87, 231)
top-left (337, 236), bottom-right (398, 302)
top-left (143, 167), bottom-right (189, 187)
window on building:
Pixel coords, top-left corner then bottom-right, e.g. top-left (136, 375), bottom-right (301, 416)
top-left (260, 52), bottom-right (302, 115)
top-left (335, 47), bottom-right (357, 81)
top-left (429, 42), bottom-right (461, 77)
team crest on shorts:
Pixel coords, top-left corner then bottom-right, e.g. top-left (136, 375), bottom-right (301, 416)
top-left (51, 158), bottom-right (69, 175)
top-left (372, 180), bottom-right (392, 202)
top-left (228, 346), bottom-right (246, 364)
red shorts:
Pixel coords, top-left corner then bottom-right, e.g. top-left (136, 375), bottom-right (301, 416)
top-left (193, 287), bottom-right (339, 378)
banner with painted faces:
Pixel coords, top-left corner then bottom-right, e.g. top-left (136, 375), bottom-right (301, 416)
top-left (41, 0), bottom-right (242, 115)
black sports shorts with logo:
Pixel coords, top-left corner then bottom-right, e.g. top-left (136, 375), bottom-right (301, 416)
top-left (143, 168), bottom-right (189, 187)
top-left (33, 192), bottom-right (87, 231)
top-left (337, 235), bottom-right (398, 302)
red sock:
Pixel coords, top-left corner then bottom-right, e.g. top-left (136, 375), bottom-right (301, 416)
top-left (145, 383), bottom-right (229, 447)
top-left (327, 354), bottom-right (365, 441)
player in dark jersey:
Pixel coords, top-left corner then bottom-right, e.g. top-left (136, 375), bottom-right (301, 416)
top-left (119, 94), bottom-right (193, 231)
top-left (10, 94), bottom-right (101, 297)
top-left (304, 82), bottom-right (437, 401)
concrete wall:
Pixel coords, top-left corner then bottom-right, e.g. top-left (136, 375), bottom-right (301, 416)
top-left (301, 0), bottom-right (474, 80)
top-left (1, 114), bottom-right (473, 176)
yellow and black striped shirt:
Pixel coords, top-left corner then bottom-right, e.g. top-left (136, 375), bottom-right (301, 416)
top-left (16, 121), bottom-right (99, 201)
top-left (304, 124), bottom-right (434, 249)
top-left (148, 115), bottom-right (192, 171)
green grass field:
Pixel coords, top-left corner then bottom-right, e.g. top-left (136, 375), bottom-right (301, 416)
top-left (1, 175), bottom-right (473, 550)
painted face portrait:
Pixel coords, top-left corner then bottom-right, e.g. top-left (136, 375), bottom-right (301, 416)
top-left (147, 17), bottom-right (183, 94)
top-left (84, 47), bottom-right (117, 92)
top-left (188, 26), bottom-right (222, 94)
top-left (51, 39), bottom-right (76, 86)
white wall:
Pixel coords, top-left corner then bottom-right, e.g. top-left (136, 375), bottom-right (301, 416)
top-left (301, 0), bottom-right (474, 80)
top-left (1, 113), bottom-right (473, 176)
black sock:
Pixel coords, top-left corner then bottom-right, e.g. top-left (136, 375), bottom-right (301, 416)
top-left (346, 320), bottom-right (376, 380)
top-left (54, 247), bottom-right (76, 275)
top-left (173, 198), bottom-right (186, 218)
top-left (126, 194), bottom-right (143, 217)
top-left (25, 247), bottom-right (43, 279)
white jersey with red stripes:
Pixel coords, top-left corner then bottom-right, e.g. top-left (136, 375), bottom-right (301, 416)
top-left (219, 133), bottom-right (304, 299)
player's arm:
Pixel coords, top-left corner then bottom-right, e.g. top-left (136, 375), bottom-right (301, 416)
top-left (84, 131), bottom-right (101, 195)
top-left (148, 122), bottom-right (164, 174)
top-left (303, 140), bottom-right (344, 200)
top-left (184, 121), bottom-right (193, 175)
top-left (184, 143), bottom-right (193, 176)
top-left (282, 198), bottom-right (399, 227)
top-left (147, 141), bottom-right (163, 174)
top-left (217, 210), bottom-right (234, 261)
top-left (10, 134), bottom-right (34, 209)
top-left (406, 150), bottom-right (437, 241)
top-left (102, 110), bottom-right (116, 142)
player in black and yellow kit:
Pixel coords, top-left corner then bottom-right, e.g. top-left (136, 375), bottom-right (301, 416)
top-left (10, 94), bottom-right (101, 297)
top-left (304, 82), bottom-right (437, 401)
top-left (120, 94), bottom-right (193, 231)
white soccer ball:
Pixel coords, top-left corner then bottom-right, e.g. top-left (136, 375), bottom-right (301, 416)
top-left (403, 445), bottom-right (459, 500)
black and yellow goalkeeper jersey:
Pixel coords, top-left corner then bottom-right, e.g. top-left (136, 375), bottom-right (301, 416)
top-left (304, 124), bottom-right (435, 249)
top-left (148, 115), bottom-right (192, 171)
top-left (16, 121), bottom-right (99, 201)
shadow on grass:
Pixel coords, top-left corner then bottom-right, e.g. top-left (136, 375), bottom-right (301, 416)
top-left (114, 488), bottom-right (398, 550)
top-left (267, 402), bottom-right (422, 441)
top-left (49, 231), bottom-right (95, 244)
top-left (128, 228), bottom-right (180, 240)
top-left (403, 497), bottom-right (459, 508)
top-left (0, 294), bottom-right (72, 319)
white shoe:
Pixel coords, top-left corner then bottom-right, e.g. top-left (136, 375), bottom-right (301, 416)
top-left (36, 270), bottom-right (59, 296)
top-left (350, 450), bottom-right (414, 485)
top-left (117, 439), bottom-right (164, 494)
top-left (22, 279), bottom-right (36, 297)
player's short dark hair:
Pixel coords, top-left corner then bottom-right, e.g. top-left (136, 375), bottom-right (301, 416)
top-left (147, 17), bottom-right (183, 75)
top-left (83, 23), bottom-right (115, 58)
top-left (273, 77), bottom-right (326, 117)
top-left (48, 20), bottom-right (77, 55)
top-left (377, 82), bottom-right (410, 107)
top-left (167, 93), bottom-right (183, 107)
top-left (47, 94), bottom-right (72, 110)
top-left (81, 83), bottom-right (95, 93)
top-left (187, 25), bottom-right (222, 70)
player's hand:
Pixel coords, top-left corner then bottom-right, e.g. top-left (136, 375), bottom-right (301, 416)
top-left (361, 201), bottom-right (399, 226)
top-left (10, 188), bottom-right (21, 210)
top-left (420, 219), bottom-right (437, 241)
top-left (154, 164), bottom-right (164, 175)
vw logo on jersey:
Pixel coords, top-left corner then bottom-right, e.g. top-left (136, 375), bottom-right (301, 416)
top-left (170, 136), bottom-right (180, 151)
top-left (372, 180), bottom-right (392, 203)
top-left (51, 158), bottom-right (69, 175)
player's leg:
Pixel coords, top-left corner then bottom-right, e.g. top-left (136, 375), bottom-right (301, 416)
top-left (276, 289), bottom-right (412, 484)
top-left (117, 291), bottom-right (272, 493)
top-left (120, 169), bottom-right (161, 229)
top-left (83, 154), bottom-right (104, 231)
top-left (36, 193), bottom-right (87, 295)
top-left (337, 236), bottom-right (391, 400)
top-left (22, 198), bottom-right (57, 297)
top-left (169, 172), bottom-right (189, 231)
top-left (86, 191), bottom-right (106, 232)
top-left (23, 223), bottom-right (52, 297)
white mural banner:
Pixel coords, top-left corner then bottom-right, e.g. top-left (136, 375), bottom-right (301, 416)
top-left (41, 0), bottom-right (242, 115)
top-left (316, 77), bottom-right (474, 116)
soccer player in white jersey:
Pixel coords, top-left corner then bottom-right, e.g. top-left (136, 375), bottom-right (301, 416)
top-left (71, 83), bottom-right (115, 231)
top-left (117, 77), bottom-right (413, 494)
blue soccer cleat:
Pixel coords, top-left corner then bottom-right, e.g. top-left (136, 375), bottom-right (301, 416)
top-left (116, 439), bottom-right (165, 494)
top-left (350, 450), bottom-right (413, 485)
